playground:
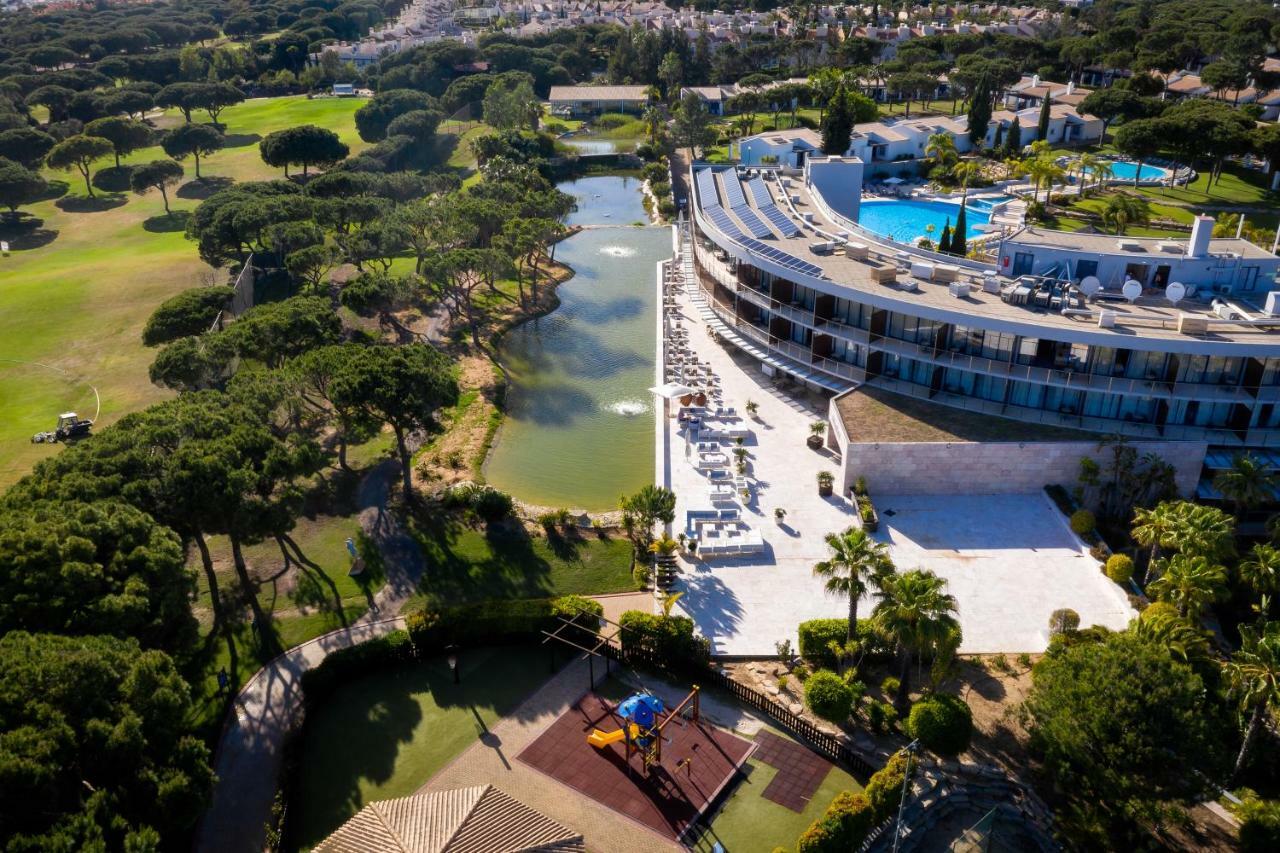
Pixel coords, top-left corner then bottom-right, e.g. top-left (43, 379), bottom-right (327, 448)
top-left (519, 688), bottom-right (754, 842)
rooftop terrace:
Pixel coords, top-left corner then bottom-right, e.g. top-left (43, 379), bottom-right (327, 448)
top-left (689, 163), bottom-right (1280, 352)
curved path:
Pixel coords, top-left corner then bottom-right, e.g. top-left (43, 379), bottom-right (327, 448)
top-left (196, 458), bottom-right (426, 852)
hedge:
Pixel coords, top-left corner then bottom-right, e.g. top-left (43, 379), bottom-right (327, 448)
top-left (301, 596), bottom-right (604, 707)
top-left (797, 751), bottom-right (909, 852)
top-left (618, 610), bottom-right (710, 667)
top-left (798, 618), bottom-right (891, 666)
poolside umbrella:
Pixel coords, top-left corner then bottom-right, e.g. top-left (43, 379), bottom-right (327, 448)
top-left (649, 382), bottom-right (696, 399)
top-left (617, 693), bottom-right (665, 728)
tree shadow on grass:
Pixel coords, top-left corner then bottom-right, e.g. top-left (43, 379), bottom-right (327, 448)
top-left (55, 193), bottom-right (127, 213)
top-left (409, 512), bottom-right (554, 605)
top-left (176, 175), bottom-right (234, 200)
top-left (222, 132), bottom-right (261, 148)
top-left (36, 179), bottom-right (69, 203)
top-left (142, 210), bottom-right (191, 232)
top-left (0, 213), bottom-right (58, 249)
top-left (92, 166), bottom-right (134, 194)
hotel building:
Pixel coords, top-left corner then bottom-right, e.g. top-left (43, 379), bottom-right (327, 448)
top-left (686, 160), bottom-right (1280, 448)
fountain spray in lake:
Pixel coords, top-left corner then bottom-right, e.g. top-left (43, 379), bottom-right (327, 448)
top-left (600, 245), bottom-right (638, 258)
top-left (609, 399), bottom-right (650, 417)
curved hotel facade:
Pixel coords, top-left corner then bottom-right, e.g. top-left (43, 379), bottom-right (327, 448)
top-left (687, 160), bottom-right (1280, 448)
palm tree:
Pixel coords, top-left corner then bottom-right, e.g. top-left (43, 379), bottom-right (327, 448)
top-left (1002, 156), bottom-right (1026, 181)
top-left (1215, 453), bottom-right (1279, 519)
top-left (1089, 158), bottom-right (1114, 195)
top-left (924, 132), bottom-right (958, 171)
top-left (1240, 543), bottom-right (1280, 599)
top-left (642, 105), bottom-right (664, 145)
top-left (1101, 193), bottom-right (1151, 236)
top-left (1076, 153), bottom-right (1099, 196)
top-left (1148, 553), bottom-right (1228, 618)
top-left (813, 527), bottom-right (894, 642)
top-left (1132, 503), bottom-right (1182, 582)
top-left (1226, 620), bottom-right (1280, 781)
top-left (872, 568), bottom-right (961, 708)
top-left (1132, 608), bottom-right (1212, 665)
top-left (1170, 502), bottom-right (1237, 562)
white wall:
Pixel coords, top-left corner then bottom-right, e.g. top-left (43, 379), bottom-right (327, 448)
top-left (830, 428), bottom-right (1207, 497)
top-left (805, 156), bottom-right (863, 222)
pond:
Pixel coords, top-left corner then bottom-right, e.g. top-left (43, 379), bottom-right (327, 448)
top-left (561, 135), bottom-right (628, 155)
top-left (484, 175), bottom-right (666, 510)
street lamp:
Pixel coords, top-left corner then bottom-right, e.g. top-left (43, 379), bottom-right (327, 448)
top-left (445, 645), bottom-right (460, 684)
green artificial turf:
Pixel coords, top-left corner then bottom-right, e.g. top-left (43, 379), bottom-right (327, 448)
top-left (289, 645), bottom-right (561, 848)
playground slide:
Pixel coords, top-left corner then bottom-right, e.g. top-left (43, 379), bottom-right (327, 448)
top-left (587, 724), bottom-right (638, 749)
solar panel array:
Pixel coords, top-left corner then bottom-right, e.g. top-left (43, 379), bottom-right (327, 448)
top-left (746, 177), bottom-right (801, 237)
top-left (740, 237), bottom-right (824, 279)
top-left (734, 206), bottom-right (774, 239)
top-left (694, 168), bottom-right (824, 280)
top-left (720, 172), bottom-right (748, 209)
top-left (696, 168), bottom-right (720, 207)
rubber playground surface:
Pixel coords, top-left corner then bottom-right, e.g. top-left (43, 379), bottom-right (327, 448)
top-left (517, 692), bottom-right (755, 841)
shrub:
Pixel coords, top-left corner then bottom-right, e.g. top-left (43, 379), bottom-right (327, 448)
top-left (880, 676), bottom-right (900, 696)
top-left (1236, 794), bottom-right (1280, 852)
top-left (906, 693), bottom-right (973, 756)
top-left (1088, 543), bottom-right (1109, 561)
top-left (797, 751), bottom-right (908, 852)
top-left (1105, 553), bottom-right (1134, 584)
top-left (796, 790), bottom-right (876, 853)
top-left (799, 618), bottom-right (891, 665)
top-left (1070, 508), bottom-right (1096, 536)
top-left (472, 487), bottom-right (514, 522)
top-left (657, 198), bottom-right (676, 218)
top-left (805, 670), bottom-right (854, 722)
top-left (618, 610), bottom-right (710, 666)
top-left (793, 664), bottom-right (810, 682)
top-left (641, 162), bottom-right (668, 184)
top-left (1048, 608), bottom-right (1080, 635)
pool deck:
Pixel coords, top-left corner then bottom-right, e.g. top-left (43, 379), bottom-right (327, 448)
top-left (658, 244), bottom-right (1136, 655)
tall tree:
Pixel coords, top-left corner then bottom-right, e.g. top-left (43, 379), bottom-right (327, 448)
top-left (0, 157), bottom-right (46, 219)
top-left (1226, 621), bottom-right (1280, 781)
top-left (671, 91), bottom-right (716, 157)
top-left (162, 122), bottom-right (224, 180)
top-left (130, 159), bottom-right (183, 213)
top-left (966, 75), bottom-right (991, 147)
top-left (84, 115), bottom-right (152, 169)
top-left (330, 344), bottom-right (459, 504)
top-left (1113, 118), bottom-right (1165, 189)
top-left (46, 134), bottom-right (113, 198)
top-left (259, 125), bottom-right (349, 177)
top-left (1036, 92), bottom-right (1052, 142)
top-left (813, 527), bottom-right (894, 642)
top-left (1148, 554), bottom-right (1228, 619)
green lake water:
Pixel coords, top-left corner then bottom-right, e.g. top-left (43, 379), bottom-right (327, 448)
top-left (484, 176), bottom-right (668, 510)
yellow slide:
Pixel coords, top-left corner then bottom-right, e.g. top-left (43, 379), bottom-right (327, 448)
top-left (587, 724), bottom-right (638, 749)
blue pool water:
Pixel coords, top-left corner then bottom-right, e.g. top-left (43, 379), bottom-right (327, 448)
top-left (857, 199), bottom-right (991, 243)
top-left (965, 195), bottom-right (1013, 213)
top-left (1091, 160), bottom-right (1170, 182)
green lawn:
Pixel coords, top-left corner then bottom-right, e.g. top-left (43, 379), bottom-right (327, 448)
top-left (290, 644), bottom-right (562, 848)
top-left (0, 95), bottom-right (369, 488)
top-left (405, 518), bottom-right (636, 609)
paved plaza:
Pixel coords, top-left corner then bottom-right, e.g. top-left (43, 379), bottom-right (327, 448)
top-left (661, 247), bottom-right (1135, 656)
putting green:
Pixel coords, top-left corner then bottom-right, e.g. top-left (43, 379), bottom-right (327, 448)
top-left (0, 96), bottom-right (367, 487)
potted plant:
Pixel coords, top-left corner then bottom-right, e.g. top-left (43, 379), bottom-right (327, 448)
top-left (774, 507), bottom-right (787, 524)
top-left (817, 470), bottom-right (835, 497)
top-left (740, 487), bottom-right (751, 502)
top-left (857, 494), bottom-right (879, 532)
top-left (807, 420), bottom-right (827, 450)
top-left (694, 391), bottom-right (707, 406)
top-left (746, 400), bottom-right (759, 419)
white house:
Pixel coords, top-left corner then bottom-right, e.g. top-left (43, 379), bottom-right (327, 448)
top-left (734, 128), bottom-right (824, 168)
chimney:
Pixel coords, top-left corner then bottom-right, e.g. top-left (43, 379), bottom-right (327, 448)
top-left (1188, 214), bottom-right (1214, 258)
top-left (1066, 81), bottom-right (1075, 95)
top-left (1031, 74), bottom-right (1040, 88)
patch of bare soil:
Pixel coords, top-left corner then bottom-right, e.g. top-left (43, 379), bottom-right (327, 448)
top-left (943, 655), bottom-right (1037, 772)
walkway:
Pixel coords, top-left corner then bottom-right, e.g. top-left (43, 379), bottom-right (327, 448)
top-left (197, 460), bottom-right (432, 852)
top-left (416, 656), bottom-right (682, 852)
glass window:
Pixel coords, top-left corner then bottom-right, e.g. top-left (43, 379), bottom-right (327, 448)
top-left (1015, 337), bottom-right (1039, 366)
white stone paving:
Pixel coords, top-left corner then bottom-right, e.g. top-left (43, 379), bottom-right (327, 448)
top-left (660, 240), bottom-right (1136, 656)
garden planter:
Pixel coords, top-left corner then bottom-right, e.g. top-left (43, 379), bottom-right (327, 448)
top-left (818, 482), bottom-right (833, 497)
top-left (694, 392), bottom-right (707, 406)
top-left (806, 434), bottom-right (823, 450)
top-left (679, 394), bottom-right (693, 406)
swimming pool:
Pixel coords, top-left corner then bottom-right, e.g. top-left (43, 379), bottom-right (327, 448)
top-left (1091, 160), bottom-right (1170, 183)
top-left (856, 199), bottom-right (992, 244)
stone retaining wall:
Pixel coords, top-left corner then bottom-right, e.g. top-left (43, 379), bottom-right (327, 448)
top-left (833, 436), bottom-right (1206, 497)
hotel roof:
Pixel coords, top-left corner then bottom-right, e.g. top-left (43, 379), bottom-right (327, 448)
top-left (688, 164), bottom-right (1280, 351)
top-left (1005, 226), bottom-right (1276, 261)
